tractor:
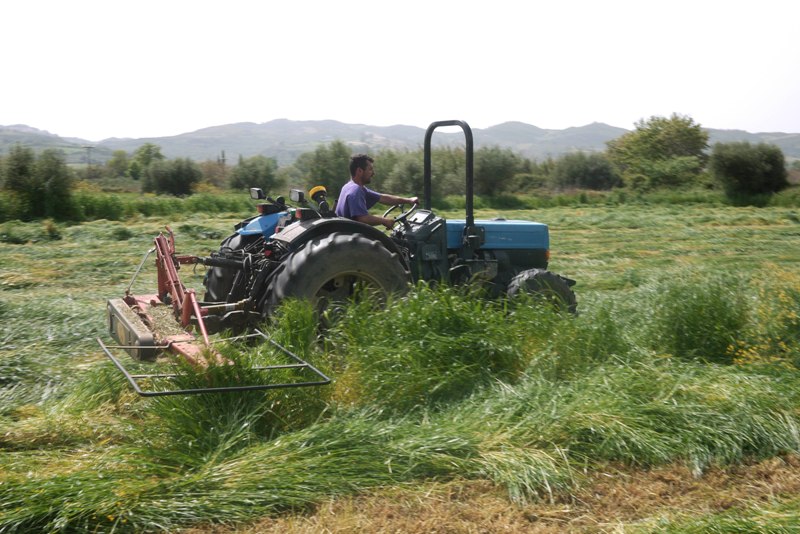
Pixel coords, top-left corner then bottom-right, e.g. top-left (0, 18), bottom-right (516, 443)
top-left (101, 120), bottom-right (575, 396)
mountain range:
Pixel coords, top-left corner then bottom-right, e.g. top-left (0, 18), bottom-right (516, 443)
top-left (2, 120), bottom-right (799, 166)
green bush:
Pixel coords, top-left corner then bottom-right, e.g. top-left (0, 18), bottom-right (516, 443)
top-left (0, 146), bottom-right (74, 221)
top-left (769, 185), bottom-right (800, 207)
top-left (229, 155), bottom-right (283, 193)
top-left (551, 152), bottom-right (622, 190)
top-left (142, 158), bottom-right (202, 196)
top-left (0, 191), bottom-right (26, 222)
top-left (710, 142), bottom-right (789, 202)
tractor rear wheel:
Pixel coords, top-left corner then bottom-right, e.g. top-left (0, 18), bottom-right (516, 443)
top-left (265, 232), bottom-right (410, 319)
top-left (507, 268), bottom-right (577, 314)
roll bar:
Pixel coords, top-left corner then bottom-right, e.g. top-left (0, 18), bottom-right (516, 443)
top-left (423, 120), bottom-right (475, 228)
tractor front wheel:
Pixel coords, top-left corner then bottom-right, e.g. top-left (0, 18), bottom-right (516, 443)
top-left (264, 232), bottom-right (410, 319)
top-left (507, 268), bottom-right (577, 314)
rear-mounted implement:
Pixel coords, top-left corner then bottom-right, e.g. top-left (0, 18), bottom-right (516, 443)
top-left (99, 228), bottom-right (330, 396)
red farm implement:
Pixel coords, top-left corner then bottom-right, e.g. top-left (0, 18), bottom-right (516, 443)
top-left (98, 228), bottom-right (330, 397)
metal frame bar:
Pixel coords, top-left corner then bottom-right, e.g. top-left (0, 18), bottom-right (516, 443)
top-left (97, 329), bottom-right (331, 397)
top-left (423, 120), bottom-right (473, 226)
top-left (126, 246), bottom-right (155, 295)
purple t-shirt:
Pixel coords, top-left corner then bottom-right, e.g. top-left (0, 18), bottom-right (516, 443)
top-left (335, 180), bottom-right (381, 219)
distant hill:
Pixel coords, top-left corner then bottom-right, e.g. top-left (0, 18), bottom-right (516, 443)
top-left (2, 120), bottom-right (799, 166)
top-left (0, 125), bottom-right (99, 164)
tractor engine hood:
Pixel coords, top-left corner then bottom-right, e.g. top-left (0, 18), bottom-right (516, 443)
top-left (445, 219), bottom-right (549, 250)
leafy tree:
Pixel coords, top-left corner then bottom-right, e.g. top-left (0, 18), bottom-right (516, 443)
top-left (106, 150), bottom-right (130, 178)
top-left (132, 143), bottom-right (165, 168)
top-left (606, 114), bottom-right (709, 189)
top-left (293, 152), bottom-right (314, 181)
top-left (383, 151), bottom-right (428, 200)
top-left (2, 144), bottom-right (36, 195)
top-left (143, 158), bottom-right (201, 196)
top-left (129, 143), bottom-right (165, 181)
top-left (229, 155), bottom-right (283, 193)
top-left (171, 158), bottom-right (202, 196)
top-left (199, 159), bottom-right (228, 188)
top-left (474, 146), bottom-right (519, 196)
top-left (128, 160), bottom-right (143, 181)
top-left (275, 165), bottom-right (304, 190)
top-left (296, 140), bottom-right (352, 196)
top-left (1, 145), bottom-right (37, 218)
top-left (709, 142), bottom-right (789, 200)
top-left (510, 156), bottom-right (545, 190)
top-left (514, 157), bottom-right (555, 192)
top-left (432, 146), bottom-right (467, 197)
top-left (141, 163), bottom-right (157, 192)
top-left (550, 152), bottom-right (621, 190)
top-left (635, 156), bottom-right (705, 189)
top-left (36, 149), bottom-right (73, 219)
top-left (372, 148), bottom-right (401, 189)
top-left (1, 146), bottom-right (73, 219)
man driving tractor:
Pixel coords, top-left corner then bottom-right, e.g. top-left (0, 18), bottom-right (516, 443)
top-left (335, 153), bottom-right (418, 229)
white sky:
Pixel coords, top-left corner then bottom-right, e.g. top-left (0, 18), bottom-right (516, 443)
top-left (2, 0), bottom-right (799, 141)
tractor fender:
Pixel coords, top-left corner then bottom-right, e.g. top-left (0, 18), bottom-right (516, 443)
top-left (271, 217), bottom-right (408, 270)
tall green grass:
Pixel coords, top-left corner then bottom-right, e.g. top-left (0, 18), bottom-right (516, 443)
top-left (2, 267), bottom-right (800, 531)
top-left (632, 270), bottom-right (751, 363)
top-left (2, 205), bottom-right (800, 531)
top-left (328, 284), bottom-right (542, 413)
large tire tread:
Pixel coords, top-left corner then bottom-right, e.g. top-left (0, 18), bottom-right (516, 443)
top-left (265, 232), bottom-right (410, 317)
top-left (507, 268), bottom-right (577, 314)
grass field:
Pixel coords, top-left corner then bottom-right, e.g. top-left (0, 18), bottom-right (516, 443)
top-left (1, 201), bottom-right (799, 532)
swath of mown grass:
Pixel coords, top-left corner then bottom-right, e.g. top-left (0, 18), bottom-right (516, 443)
top-left (224, 456), bottom-right (800, 534)
top-left (636, 498), bottom-right (800, 534)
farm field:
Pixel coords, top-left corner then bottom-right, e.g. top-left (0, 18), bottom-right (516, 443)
top-left (1, 203), bottom-right (800, 532)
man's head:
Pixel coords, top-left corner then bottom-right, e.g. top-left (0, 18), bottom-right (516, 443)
top-left (350, 154), bottom-right (375, 184)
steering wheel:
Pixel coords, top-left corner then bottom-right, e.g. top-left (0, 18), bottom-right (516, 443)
top-left (383, 202), bottom-right (418, 229)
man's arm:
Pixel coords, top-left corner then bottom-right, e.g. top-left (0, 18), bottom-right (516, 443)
top-left (378, 194), bottom-right (418, 206)
top-left (351, 193), bottom-right (418, 229)
top-left (354, 213), bottom-right (394, 229)
top-left (363, 194), bottom-right (418, 229)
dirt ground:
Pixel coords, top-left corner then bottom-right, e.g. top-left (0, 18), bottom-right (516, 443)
top-left (183, 453), bottom-right (800, 533)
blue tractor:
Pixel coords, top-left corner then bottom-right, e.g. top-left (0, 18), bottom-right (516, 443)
top-left (201, 119), bottom-right (576, 327)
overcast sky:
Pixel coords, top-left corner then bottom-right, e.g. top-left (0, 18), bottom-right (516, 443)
top-left (2, 0), bottom-right (799, 141)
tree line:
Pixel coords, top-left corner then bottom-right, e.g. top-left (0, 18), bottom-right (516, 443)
top-left (0, 114), bottom-right (794, 221)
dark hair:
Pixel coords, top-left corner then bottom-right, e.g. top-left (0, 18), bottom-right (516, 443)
top-left (349, 154), bottom-right (374, 177)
